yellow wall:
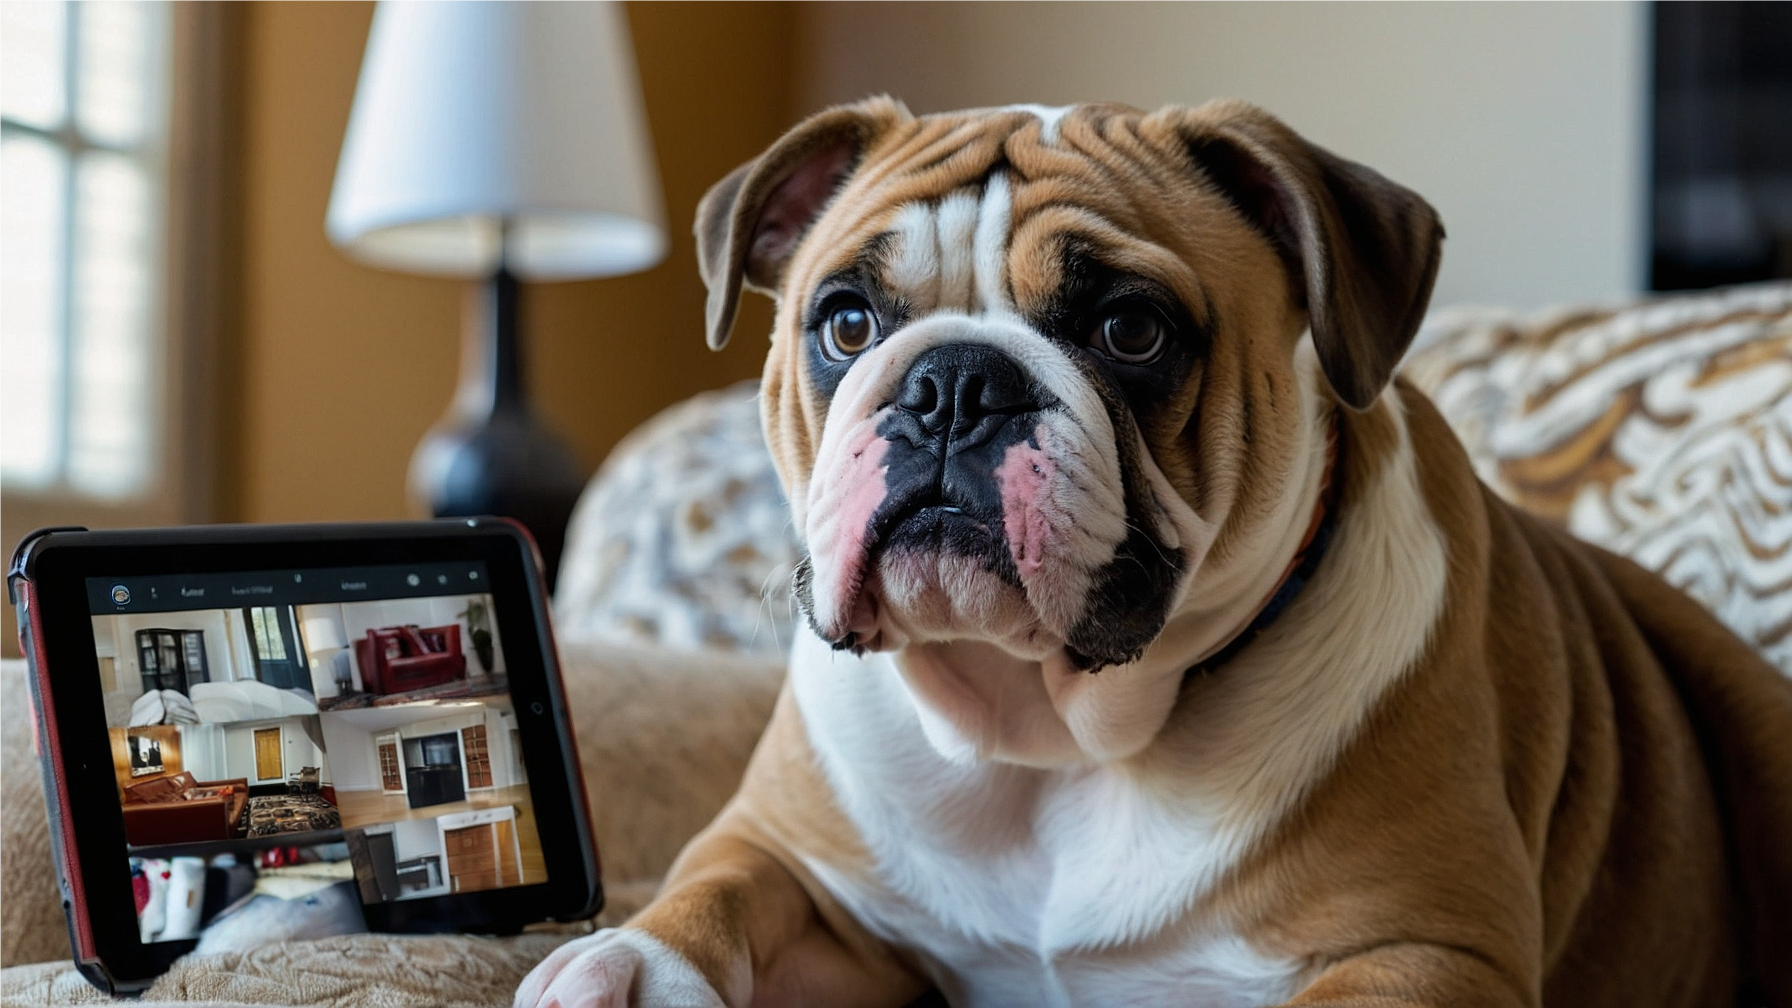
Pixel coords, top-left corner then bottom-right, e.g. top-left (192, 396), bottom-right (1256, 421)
top-left (233, 2), bottom-right (792, 522)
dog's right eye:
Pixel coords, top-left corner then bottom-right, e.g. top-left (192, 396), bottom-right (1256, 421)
top-left (821, 299), bottom-right (879, 361)
top-left (1090, 305), bottom-right (1167, 364)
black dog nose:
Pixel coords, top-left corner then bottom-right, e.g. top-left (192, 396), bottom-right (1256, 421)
top-left (896, 344), bottom-right (1035, 436)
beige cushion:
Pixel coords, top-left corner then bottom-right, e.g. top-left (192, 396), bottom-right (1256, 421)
top-left (1404, 281), bottom-right (1792, 673)
top-left (1, 933), bottom-right (569, 1008)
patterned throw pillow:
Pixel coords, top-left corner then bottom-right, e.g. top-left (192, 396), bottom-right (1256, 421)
top-left (554, 381), bottom-right (802, 657)
top-left (1403, 282), bottom-right (1792, 674)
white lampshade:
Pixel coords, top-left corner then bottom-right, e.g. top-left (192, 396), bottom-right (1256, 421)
top-left (327, 1), bottom-right (666, 281)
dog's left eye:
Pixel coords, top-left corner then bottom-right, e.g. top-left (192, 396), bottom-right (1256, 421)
top-left (1091, 307), bottom-right (1166, 364)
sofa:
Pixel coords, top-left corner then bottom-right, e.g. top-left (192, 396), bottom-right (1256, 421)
top-left (120, 773), bottom-right (250, 848)
top-left (1, 281), bottom-right (1786, 1005)
top-left (353, 624), bottom-right (465, 696)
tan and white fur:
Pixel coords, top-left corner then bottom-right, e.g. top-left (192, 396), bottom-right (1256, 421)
top-left (518, 100), bottom-right (1792, 1008)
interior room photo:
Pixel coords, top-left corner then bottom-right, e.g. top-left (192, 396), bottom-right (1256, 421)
top-left (109, 713), bottom-right (339, 852)
top-left (2, 0), bottom-right (1788, 1002)
top-left (348, 801), bottom-right (543, 903)
top-left (130, 842), bottom-right (360, 948)
top-left (297, 592), bottom-right (507, 710)
top-left (320, 698), bottom-right (530, 825)
top-left (93, 606), bottom-right (321, 728)
top-left (321, 697), bottom-right (544, 899)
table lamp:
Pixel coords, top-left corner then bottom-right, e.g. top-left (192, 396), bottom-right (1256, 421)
top-left (326, 0), bottom-right (665, 586)
top-left (301, 616), bottom-right (352, 696)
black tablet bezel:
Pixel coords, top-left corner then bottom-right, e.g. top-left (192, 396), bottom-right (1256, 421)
top-left (11, 520), bottom-right (601, 990)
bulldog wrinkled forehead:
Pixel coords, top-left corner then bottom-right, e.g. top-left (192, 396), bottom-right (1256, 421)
top-left (878, 169), bottom-right (1016, 319)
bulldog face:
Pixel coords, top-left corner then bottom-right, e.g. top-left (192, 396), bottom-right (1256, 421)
top-left (698, 99), bottom-right (1441, 677)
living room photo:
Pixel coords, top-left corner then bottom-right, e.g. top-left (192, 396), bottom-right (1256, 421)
top-left (109, 714), bottom-right (341, 852)
top-left (347, 803), bottom-right (542, 903)
top-left (297, 592), bottom-right (507, 711)
top-left (320, 698), bottom-right (530, 825)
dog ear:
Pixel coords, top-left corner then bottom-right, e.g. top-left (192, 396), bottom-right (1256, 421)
top-left (695, 98), bottom-right (910, 350)
top-left (1175, 100), bottom-right (1444, 410)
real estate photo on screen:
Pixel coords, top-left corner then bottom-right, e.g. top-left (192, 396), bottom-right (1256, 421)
top-left (88, 562), bottom-right (546, 944)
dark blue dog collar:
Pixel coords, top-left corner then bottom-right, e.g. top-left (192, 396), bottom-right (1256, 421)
top-left (1183, 423), bottom-right (1342, 685)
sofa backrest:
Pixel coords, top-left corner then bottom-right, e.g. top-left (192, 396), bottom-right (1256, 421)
top-left (368, 626), bottom-right (405, 660)
top-left (124, 771), bottom-right (197, 804)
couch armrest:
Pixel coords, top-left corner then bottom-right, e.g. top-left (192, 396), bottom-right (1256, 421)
top-left (122, 797), bottom-right (235, 846)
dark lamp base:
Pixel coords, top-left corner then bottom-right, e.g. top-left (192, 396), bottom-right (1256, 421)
top-left (411, 409), bottom-right (585, 588)
top-left (409, 267), bottom-right (587, 589)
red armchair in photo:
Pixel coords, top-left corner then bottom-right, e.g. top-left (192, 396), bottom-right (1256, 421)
top-left (354, 624), bottom-right (466, 696)
top-left (121, 772), bottom-right (250, 847)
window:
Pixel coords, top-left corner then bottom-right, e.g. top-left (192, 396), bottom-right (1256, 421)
top-left (247, 607), bottom-right (288, 662)
top-left (2, 1), bottom-right (172, 497)
top-left (243, 606), bottom-right (309, 690)
top-left (1, 2), bottom-right (228, 661)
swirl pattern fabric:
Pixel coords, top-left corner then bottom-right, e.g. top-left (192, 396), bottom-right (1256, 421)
top-left (554, 381), bottom-right (802, 657)
top-left (1405, 282), bottom-right (1792, 674)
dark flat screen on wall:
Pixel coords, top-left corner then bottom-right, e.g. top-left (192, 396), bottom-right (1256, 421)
top-left (1651, 1), bottom-right (1792, 291)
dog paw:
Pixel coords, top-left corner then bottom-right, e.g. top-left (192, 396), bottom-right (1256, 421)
top-left (514, 928), bottom-right (726, 1008)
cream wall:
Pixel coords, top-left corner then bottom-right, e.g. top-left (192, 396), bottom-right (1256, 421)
top-left (797, 1), bottom-right (1648, 310)
top-left (321, 720), bottom-right (380, 793)
top-left (391, 818), bottom-right (440, 862)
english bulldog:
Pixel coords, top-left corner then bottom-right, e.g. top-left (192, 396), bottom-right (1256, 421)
top-left (518, 99), bottom-right (1792, 1007)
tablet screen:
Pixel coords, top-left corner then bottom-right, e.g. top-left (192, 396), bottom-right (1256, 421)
top-left (84, 561), bottom-right (548, 945)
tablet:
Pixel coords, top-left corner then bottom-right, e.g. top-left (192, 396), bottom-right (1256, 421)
top-left (9, 519), bottom-right (600, 993)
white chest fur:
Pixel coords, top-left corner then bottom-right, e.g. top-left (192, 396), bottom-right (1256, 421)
top-left (788, 633), bottom-right (1304, 1007)
top-left (775, 395), bottom-right (1448, 1006)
